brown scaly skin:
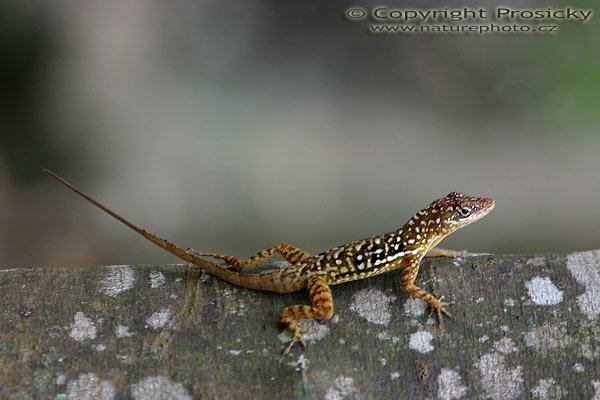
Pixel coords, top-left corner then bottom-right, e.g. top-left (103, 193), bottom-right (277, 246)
top-left (44, 169), bottom-right (495, 354)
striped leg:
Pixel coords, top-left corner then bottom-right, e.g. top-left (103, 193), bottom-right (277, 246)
top-left (190, 243), bottom-right (312, 270)
top-left (401, 259), bottom-right (451, 321)
top-left (280, 277), bottom-right (333, 354)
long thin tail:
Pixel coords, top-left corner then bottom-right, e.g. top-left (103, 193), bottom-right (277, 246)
top-left (42, 168), bottom-right (279, 292)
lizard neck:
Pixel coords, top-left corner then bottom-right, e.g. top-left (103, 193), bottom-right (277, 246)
top-left (399, 210), bottom-right (453, 257)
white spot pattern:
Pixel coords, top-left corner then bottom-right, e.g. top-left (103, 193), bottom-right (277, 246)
top-left (525, 277), bottom-right (563, 305)
top-left (69, 312), bottom-right (97, 342)
top-left (409, 330), bottom-right (434, 353)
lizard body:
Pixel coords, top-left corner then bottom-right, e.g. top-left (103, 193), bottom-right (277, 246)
top-left (44, 169), bottom-right (494, 353)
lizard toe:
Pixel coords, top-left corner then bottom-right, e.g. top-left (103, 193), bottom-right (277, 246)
top-left (430, 296), bottom-right (452, 323)
top-left (282, 334), bottom-right (306, 355)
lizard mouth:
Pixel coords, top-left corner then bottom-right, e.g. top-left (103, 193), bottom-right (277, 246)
top-left (471, 198), bottom-right (495, 222)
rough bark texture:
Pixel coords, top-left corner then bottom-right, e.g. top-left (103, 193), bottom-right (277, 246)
top-left (2, 251), bottom-right (600, 399)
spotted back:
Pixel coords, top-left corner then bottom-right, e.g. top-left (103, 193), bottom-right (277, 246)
top-left (299, 192), bottom-right (494, 285)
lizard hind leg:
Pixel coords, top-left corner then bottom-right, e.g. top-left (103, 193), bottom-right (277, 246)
top-left (188, 243), bottom-right (312, 270)
top-left (280, 277), bottom-right (333, 354)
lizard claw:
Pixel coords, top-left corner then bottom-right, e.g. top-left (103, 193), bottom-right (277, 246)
top-left (430, 296), bottom-right (453, 323)
top-left (282, 334), bottom-right (306, 355)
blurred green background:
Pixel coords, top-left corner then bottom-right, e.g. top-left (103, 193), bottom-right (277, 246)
top-left (1, 1), bottom-right (598, 269)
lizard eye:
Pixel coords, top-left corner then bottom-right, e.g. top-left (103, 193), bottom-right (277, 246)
top-left (458, 207), bottom-right (472, 217)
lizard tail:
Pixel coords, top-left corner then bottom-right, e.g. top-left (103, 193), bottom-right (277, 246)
top-left (43, 168), bottom-right (283, 292)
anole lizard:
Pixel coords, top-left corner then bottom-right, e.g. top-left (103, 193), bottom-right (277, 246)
top-left (43, 168), bottom-right (494, 353)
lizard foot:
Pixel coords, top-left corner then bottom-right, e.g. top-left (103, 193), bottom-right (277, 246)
top-left (425, 248), bottom-right (467, 258)
top-left (429, 296), bottom-right (453, 323)
top-left (186, 247), bottom-right (203, 257)
top-left (282, 334), bottom-right (306, 355)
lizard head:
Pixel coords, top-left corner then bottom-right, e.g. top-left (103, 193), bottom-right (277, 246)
top-left (434, 192), bottom-right (495, 231)
top-left (402, 192), bottom-right (495, 248)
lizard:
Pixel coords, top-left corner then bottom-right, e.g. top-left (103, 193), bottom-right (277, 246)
top-left (43, 168), bottom-right (495, 353)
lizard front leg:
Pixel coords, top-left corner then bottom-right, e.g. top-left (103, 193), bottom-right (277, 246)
top-left (401, 259), bottom-right (451, 321)
top-left (280, 277), bottom-right (333, 354)
top-left (190, 243), bottom-right (312, 270)
top-left (424, 247), bottom-right (462, 258)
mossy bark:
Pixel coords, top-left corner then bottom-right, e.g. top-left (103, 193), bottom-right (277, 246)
top-left (1, 252), bottom-right (599, 399)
